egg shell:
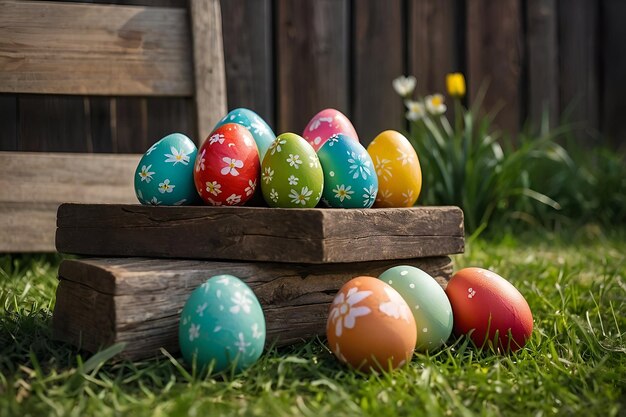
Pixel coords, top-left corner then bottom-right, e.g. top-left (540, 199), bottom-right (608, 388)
top-left (194, 123), bottom-right (260, 206)
top-left (213, 108), bottom-right (276, 161)
top-left (326, 276), bottom-right (417, 372)
top-left (378, 266), bottom-right (453, 351)
top-left (302, 108), bottom-right (359, 151)
top-left (134, 133), bottom-right (200, 206)
top-left (367, 130), bottom-right (422, 207)
top-left (445, 267), bottom-right (533, 352)
top-left (179, 274), bottom-right (266, 373)
top-left (317, 134), bottom-right (378, 208)
top-left (261, 133), bottom-right (323, 208)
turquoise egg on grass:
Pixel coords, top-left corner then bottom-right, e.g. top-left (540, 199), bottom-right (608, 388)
top-left (214, 108), bottom-right (276, 162)
top-left (378, 266), bottom-right (453, 351)
top-left (179, 274), bottom-right (266, 373)
top-left (134, 133), bottom-right (200, 206)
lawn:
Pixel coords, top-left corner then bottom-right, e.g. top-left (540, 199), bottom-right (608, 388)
top-left (1, 230), bottom-right (625, 417)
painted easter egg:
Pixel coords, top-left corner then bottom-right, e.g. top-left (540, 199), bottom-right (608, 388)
top-left (326, 276), bottom-right (417, 372)
top-left (367, 130), bottom-right (422, 207)
top-left (302, 108), bottom-right (359, 151)
top-left (134, 133), bottom-right (200, 206)
top-left (445, 268), bottom-right (533, 352)
top-left (213, 108), bottom-right (275, 161)
top-left (379, 266), bottom-right (453, 351)
top-left (260, 133), bottom-right (323, 208)
top-left (179, 274), bottom-right (266, 373)
top-left (317, 134), bottom-right (378, 208)
top-left (194, 123), bottom-right (260, 206)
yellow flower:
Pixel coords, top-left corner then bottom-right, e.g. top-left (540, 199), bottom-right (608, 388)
top-left (404, 99), bottom-right (425, 121)
top-left (425, 94), bottom-right (447, 116)
top-left (446, 73), bottom-right (466, 98)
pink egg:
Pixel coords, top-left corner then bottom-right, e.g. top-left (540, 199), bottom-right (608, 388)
top-left (302, 108), bottom-right (359, 151)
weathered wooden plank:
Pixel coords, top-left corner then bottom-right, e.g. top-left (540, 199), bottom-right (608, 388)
top-left (558, 0), bottom-right (599, 143)
top-left (0, 94), bottom-right (17, 151)
top-left (0, 202), bottom-right (59, 252)
top-left (353, 0), bottom-right (404, 145)
top-left (113, 98), bottom-right (149, 153)
top-left (52, 256), bottom-right (454, 359)
top-left (0, 0), bottom-right (193, 96)
top-left (602, 0), bottom-right (626, 149)
top-left (56, 204), bottom-right (465, 263)
top-left (146, 97), bottom-right (196, 144)
top-left (190, 0), bottom-right (228, 141)
top-left (526, 0), bottom-right (558, 130)
top-left (86, 97), bottom-right (114, 153)
top-left (276, 0), bottom-right (349, 134)
top-left (467, 0), bottom-right (522, 134)
top-left (220, 0), bottom-right (274, 128)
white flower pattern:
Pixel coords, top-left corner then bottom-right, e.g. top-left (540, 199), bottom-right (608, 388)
top-left (245, 179), bottom-right (257, 196)
top-left (221, 157), bottom-right (244, 176)
top-left (262, 167), bottom-right (274, 184)
top-left (347, 152), bottom-right (372, 180)
top-left (139, 165), bottom-right (155, 183)
top-left (269, 138), bottom-right (287, 155)
top-left (362, 185), bottom-right (377, 207)
top-left (288, 175), bottom-right (299, 186)
top-left (286, 154), bottom-right (303, 169)
top-left (226, 193), bottom-right (241, 205)
top-left (329, 287), bottom-right (373, 337)
top-left (206, 181), bottom-right (222, 196)
top-left (164, 147), bottom-right (190, 166)
top-left (230, 291), bottom-right (252, 314)
top-left (289, 186), bottom-right (313, 205)
top-left (270, 188), bottom-right (279, 203)
top-left (195, 149), bottom-right (206, 172)
top-left (333, 184), bottom-right (354, 202)
top-left (189, 323), bottom-right (200, 341)
top-left (374, 156), bottom-right (392, 181)
top-left (379, 287), bottom-right (412, 322)
top-left (209, 133), bottom-right (225, 146)
top-left (158, 179), bottom-right (175, 194)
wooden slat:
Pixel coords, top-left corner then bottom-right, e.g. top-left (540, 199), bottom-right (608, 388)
top-left (55, 204), bottom-right (465, 263)
top-left (0, 94), bottom-right (17, 150)
top-left (526, 0), bottom-right (558, 130)
top-left (86, 97), bottom-right (115, 153)
top-left (467, 0), bottom-right (522, 134)
top-left (53, 256), bottom-right (454, 359)
top-left (353, 0), bottom-right (404, 145)
top-left (0, 152), bottom-right (138, 252)
top-left (0, 0), bottom-right (193, 96)
top-left (190, 0), bottom-right (228, 141)
top-left (276, 0), bottom-right (349, 134)
top-left (602, 0), bottom-right (626, 149)
top-left (220, 0), bottom-right (274, 128)
top-left (146, 97), bottom-right (196, 144)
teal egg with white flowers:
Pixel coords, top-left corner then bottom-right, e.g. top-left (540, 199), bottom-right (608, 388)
top-left (134, 133), bottom-right (200, 206)
top-left (317, 133), bottom-right (378, 208)
top-left (178, 274), bottom-right (266, 373)
top-left (213, 108), bottom-right (275, 162)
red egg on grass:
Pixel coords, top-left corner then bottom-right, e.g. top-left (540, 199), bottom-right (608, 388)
top-left (445, 267), bottom-right (533, 352)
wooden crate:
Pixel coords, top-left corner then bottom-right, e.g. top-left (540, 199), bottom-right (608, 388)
top-left (52, 204), bottom-right (464, 360)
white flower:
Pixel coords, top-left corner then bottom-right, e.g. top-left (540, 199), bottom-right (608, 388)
top-left (405, 99), bottom-right (425, 121)
top-left (164, 146), bottom-right (190, 165)
top-left (189, 323), bottom-right (200, 341)
top-left (158, 179), bottom-right (175, 194)
top-left (245, 179), bottom-right (256, 196)
top-left (209, 133), bottom-right (225, 145)
top-left (230, 291), bottom-right (252, 314)
top-left (379, 287), bottom-right (412, 322)
top-left (269, 138), bottom-right (287, 155)
top-left (425, 94), bottom-right (447, 115)
top-left (139, 164), bottom-right (155, 183)
top-left (309, 116), bottom-right (333, 131)
top-left (136, 189), bottom-right (144, 202)
top-left (393, 75), bottom-right (417, 97)
top-left (226, 193), bottom-right (242, 205)
top-left (201, 282), bottom-right (211, 293)
top-left (196, 302), bottom-right (208, 317)
top-left (333, 184), bottom-right (354, 202)
top-left (262, 167), bottom-right (274, 184)
top-left (286, 154), bottom-right (303, 169)
top-left (402, 189), bottom-right (415, 205)
top-left (329, 287), bottom-right (373, 337)
top-left (327, 134), bottom-right (340, 146)
top-left (309, 154), bottom-right (320, 168)
top-left (374, 156), bottom-right (392, 181)
top-left (206, 180), bottom-right (222, 196)
top-left (397, 149), bottom-right (413, 166)
top-left (217, 276), bottom-right (230, 286)
top-left (250, 117), bottom-right (269, 136)
top-left (145, 142), bottom-right (159, 156)
top-left (234, 332), bottom-right (251, 353)
top-left (207, 197), bottom-right (222, 206)
top-left (347, 152), bottom-right (372, 180)
top-left (221, 157), bottom-right (244, 176)
top-left (362, 185), bottom-right (377, 207)
top-left (270, 188), bottom-right (279, 203)
top-left (289, 186), bottom-right (313, 205)
top-left (377, 189), bottom-right (392, 202)
top-left (174, 199), bottom-right (187, 205)
top-left (195, 149), bottom-right (206, 172)
top-left (251, 323), bottom-right (263, 339)
top-left (288, 175), bottom-right (299, 186)
top-left (149, 196), bottom-right (161, 206)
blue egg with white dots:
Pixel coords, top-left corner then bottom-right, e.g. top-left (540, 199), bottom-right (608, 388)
top-left (134, 133), bottom-right (201, 206)
top-left (317, 133), bottom-right (378, 208)
top-left (213, 108), bottom-right (275, 162)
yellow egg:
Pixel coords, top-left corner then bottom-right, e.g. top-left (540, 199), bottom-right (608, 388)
top-left (367, 130), bottom-right (422, 207)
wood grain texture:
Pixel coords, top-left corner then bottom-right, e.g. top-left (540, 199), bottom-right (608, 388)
top-left (0, 0), bottom-right (193, 96)
top-left (56, 204), bottom-right (465, 263)
top-left (352, 0), bottom-right (404, 145)
top-left (190, 0), bottom-right (228, 142)
top-left (0, 95), bottom-right (17, 150)
top-left (53, 256), bottom-right (454, 359)
top-left (220, 0), bottom-right (274, 128)
top-left (0, 153), bottom-right (138, 252)
top-left (467, 0), bottom-right (522, 134)
top-left (526, 0), bottom-right (558, 130)
top-left (276, 0), bottom-right (349, 134)
top-left (602, 0), bottom-right (626, 149)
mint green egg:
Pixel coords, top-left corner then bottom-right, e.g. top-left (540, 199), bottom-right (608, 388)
top-left (260, 133), bottom-right (323, 208)
top-left (178, 275), bottom-right (266, 373)
top-left (378, 266), bottom-right (453, 351)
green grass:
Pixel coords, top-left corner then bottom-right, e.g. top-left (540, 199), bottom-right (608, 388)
top-left (1, 233), bottom-right (625, 417)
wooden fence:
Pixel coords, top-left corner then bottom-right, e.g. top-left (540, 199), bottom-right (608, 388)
top-left (1, 0), bottom-right (624, 152)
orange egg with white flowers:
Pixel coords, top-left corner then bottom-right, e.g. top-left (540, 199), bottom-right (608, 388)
top-left (326, 276), bottom-right (416, 372)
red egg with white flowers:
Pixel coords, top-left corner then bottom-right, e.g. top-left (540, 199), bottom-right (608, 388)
top-left (194, 123), bottom-right (260, 206)
top-left (445, 267), bottom-right (533, 352)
